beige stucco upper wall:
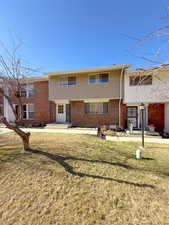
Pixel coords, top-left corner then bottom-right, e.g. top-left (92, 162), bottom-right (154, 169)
top-left (49, 70), bottom-right (123, 100)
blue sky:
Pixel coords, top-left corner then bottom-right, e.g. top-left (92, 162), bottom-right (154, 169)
top-left (0, 0), bottom-right (167, 72)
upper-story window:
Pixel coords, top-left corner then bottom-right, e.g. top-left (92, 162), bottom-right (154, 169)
top-left (59, 76), bottom-right (76, 86)
top-left (89, 73), bottom-right (109, 84)
top-left (129, 75), bottom-right (152, 86)
top-left (20, 84), bottom-right (34, 98)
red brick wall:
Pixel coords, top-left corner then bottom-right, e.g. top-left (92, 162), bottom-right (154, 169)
top-left (148, 104), bottom-right (164, 131)
top-left (19, 81), bottom-right (52, 125)
top-left (70, 99), bottom-right (119, 127)
top-left (0, 94), bottom-right (3, 105)
top-left (120, 103), bottom-right (127, 129)
top-left (0, 93), bottom-right (3, 115)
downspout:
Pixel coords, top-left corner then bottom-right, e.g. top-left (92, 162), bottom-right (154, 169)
top-left (118, 66), bottom-right (125, 128)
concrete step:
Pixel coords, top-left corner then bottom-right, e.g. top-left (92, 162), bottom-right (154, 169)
top-left (45, 123), bottom-right (71, 129)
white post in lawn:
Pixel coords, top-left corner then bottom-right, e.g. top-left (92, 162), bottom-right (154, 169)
top-left (135, 146), bottom-right (143, 159)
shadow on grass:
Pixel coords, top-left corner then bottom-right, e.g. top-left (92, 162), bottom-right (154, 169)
top-left (28, 149), bottom-right (154, 189)
top-left (142, 157), bottom-right (154, 160)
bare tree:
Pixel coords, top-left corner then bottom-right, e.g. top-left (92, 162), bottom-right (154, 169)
top-left (0, 41), bottom-right (37, 152)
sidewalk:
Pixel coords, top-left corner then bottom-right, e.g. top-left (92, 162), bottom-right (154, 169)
top-left (0, 127), bottom-right (97, 135)
top-left (106, 135), bottom-right (169, 144)
top-left (1, 127), bottom-right (169, 144)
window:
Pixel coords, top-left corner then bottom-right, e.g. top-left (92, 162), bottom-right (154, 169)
top-left (20, 84), bottom-right (27, 97)
top-left (99, 73), bottom-right (109, 83)
top-left (127, 106), bottom-right (137, 118)
top-left (89, 73), bottom-right (109, 84)
top-left (68, 76), bottom-right (76, 85)
top-left (129, 75), bottom-right (152, 86)
top-left (27, 84), bottom-right (34, 98)
top-left (85, 102), bottom-right (108, 114)
top-left (20, 84), bottom-right (34, 98)
top-left (89, 75), bottom-right (97, 84)
top-left (0, 104), bottom-right (3, 115)
top-left (59, 76), bottom-right (76, 86)
top-left (58, 104), bottom-right (64, 114)
top-left (22, 104), bottom-right (34, 119)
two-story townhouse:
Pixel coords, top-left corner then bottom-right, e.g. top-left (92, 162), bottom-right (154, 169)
top-left (46, 64), bottom-right (131, 128)
top-left (124, 64), bottom-right (169, 132)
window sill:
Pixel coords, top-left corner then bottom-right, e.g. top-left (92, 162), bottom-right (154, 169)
top-left (59, 85), bottom-right (76, 87)
top-left (129, 84), bottom-right (152, 87)
top-left (88, 82), bottom-right (109, 84)
top-left (22, 119), bottom-right (35, 120)
top-left (85, 113), bottom-right (108, 115)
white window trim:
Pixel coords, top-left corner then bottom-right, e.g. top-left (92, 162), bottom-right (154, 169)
top-left (23, 104), bottom-right (34, 120)
top-left (21, 84), bottom-right (34, 98)
top-left (59, 75), bottom-right (77, 87)
top-left (88, 73), bottom-right (109, 84)
top-left (85, 102), bottom-right (108, 114)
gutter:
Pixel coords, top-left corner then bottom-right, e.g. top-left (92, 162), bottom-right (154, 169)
top-left (118, 66), bottom-right (125, 128)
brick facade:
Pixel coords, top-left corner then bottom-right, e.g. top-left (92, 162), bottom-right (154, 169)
top-left (70, 99), bottom-right (119, 127)
top-left (19, 81), bottom-right (52, 125)
top-left (0, 93), bottom-right (3, 116)
top-left (120, 103), bottom-right (127, 129)
top-left (148, 103), bottom-right (164, 131)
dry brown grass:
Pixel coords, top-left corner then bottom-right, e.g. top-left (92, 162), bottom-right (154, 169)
top-left (0, 132), bottom-right (169, 225)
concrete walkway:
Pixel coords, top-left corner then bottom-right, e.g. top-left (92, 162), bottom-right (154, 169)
top-left (106, 135), bottom-right (169, 144)
top-left (1, 127), bottom-right (169, 144)
top-left (0, 127), bottom-right (97, 135)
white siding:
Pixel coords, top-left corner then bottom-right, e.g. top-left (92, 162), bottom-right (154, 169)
top-left (124, 70), bottom-right (169, 103)
top-left (4, 98), bottom-right (15, 122)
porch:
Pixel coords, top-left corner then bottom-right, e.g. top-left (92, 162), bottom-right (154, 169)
top-left (52, 98), bottom-right (120, 127)
top-left (126, 103), bottom-right (164, 132)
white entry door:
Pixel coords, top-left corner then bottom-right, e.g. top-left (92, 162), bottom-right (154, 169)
top-left (56, 104), bottom-right (66, 123)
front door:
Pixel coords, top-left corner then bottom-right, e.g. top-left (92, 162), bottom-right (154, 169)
top-left (127, 106), bottom-right (138, 128)
top-left (56, 104), bottom-right (66, 123)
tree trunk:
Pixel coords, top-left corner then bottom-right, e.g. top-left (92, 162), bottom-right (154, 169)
top-left (21, 132), bottom-right (30, 152)
top-left (0, 116), bottom-right (31, 152)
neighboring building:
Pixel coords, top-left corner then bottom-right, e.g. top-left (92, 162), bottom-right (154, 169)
top-left (0, 93), bottom-right (3, 116)
top-left (0, 79), bottom-right (4, 117)
top-left (3, 76), bottom-right (55, 125)
top-left (124, 64), bottom-right (169, 132)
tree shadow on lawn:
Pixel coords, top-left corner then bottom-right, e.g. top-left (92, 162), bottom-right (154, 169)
top-left (28, 149), bottom-right (154, 189)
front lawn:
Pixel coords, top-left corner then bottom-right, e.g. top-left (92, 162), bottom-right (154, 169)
top-left (0, 133), bottom-right (169, 225)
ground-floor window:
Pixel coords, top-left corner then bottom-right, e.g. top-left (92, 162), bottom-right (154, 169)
top-left (85, 102), bottom-right (108, 114)
top-left (22, 104), bottom-right (34, 120)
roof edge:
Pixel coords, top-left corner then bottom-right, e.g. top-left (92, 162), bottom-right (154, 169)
top-left (44, 64), bottom-right (132, 76)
